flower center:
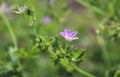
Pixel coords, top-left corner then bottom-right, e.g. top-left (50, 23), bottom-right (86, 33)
top-left (68, 33), bottom-right (72, 37)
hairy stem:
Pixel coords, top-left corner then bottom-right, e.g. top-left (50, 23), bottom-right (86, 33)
top-left (32, 25), bottom-right (38, 38)
top-left (71, 63), bottom-right (96, 77)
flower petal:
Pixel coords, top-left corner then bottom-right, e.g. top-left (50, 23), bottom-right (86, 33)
top-left (70, 31), bottom-right (78, 37)
top-left (60, 32), bottom-right (65, 37)
top-left (18, 6), bottom-right (28, 12)
top-left (43, 16), bottom-right (51, 24)
top-left (60, 29), bottom-right (79, 41)
top-left (64, 29), bottom-right (71, 34)
top-left (71, 37), bottom-right (79, 41)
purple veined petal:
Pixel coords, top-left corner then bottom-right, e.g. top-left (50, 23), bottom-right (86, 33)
top-left (70, 31), bottom-right (78, 37)
top-left (64, 29), bottom-right (71, 34)
top-left (60, 28), bottom-right (79, 41)
top-left (60, 32), bottom-right (65, 37)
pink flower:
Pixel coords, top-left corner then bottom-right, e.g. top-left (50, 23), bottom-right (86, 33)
top-left (18, 6), bottom-right (28, 12)
top-left (42, 16), bottom-right (51, 24)
top-left (0, 3), bottom-right (9, 12)
top-left (60, 29), bottom-right (78, 41)
top-left (14, 6), bottom-right (28, 14)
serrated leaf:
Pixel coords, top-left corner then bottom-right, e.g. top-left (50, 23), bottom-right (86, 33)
top-left (72, 49), bottom-right (85, 59)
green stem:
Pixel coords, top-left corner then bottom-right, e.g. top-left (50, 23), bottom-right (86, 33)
top-left (48, 47), bottom-right (57, 58)
top-left (71, 63), bottom-right (96, 77)
top-left (0, 11), bottom-right (18, 49)
top-left (28, 15), bottom-right (38, 38)
top-left (32, 25), bottom-right (38, 38)
top-left (65, 41), bottom-right (68, 52)
top-left (76, 0), bottom-right (105, 15)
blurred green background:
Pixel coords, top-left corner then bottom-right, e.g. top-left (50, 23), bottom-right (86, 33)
top-left (0, 0), bottom-right (120, 77)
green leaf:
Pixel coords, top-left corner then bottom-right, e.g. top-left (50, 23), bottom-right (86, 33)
top-left (72, 48), bottom-right (85, 59)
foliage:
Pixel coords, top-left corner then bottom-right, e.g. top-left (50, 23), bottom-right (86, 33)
top-left (0, 0), bottom-right (120, 77)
